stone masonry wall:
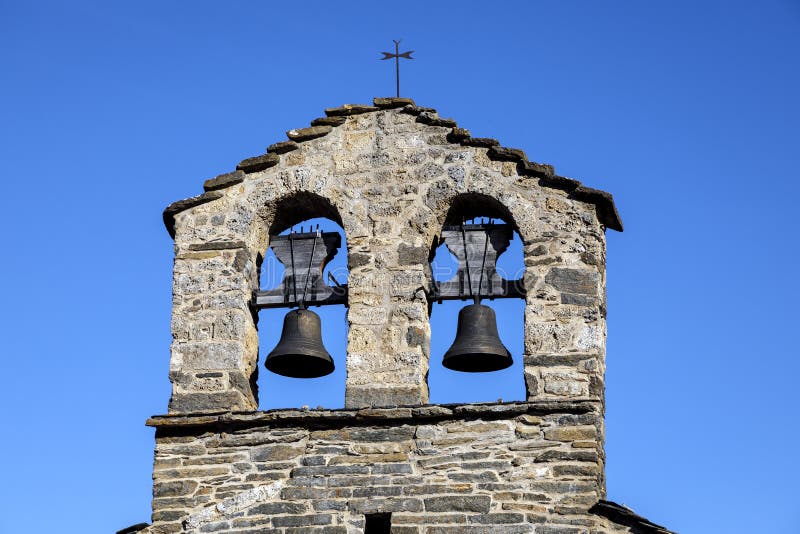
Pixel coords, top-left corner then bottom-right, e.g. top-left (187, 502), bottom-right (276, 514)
top-left (143, 401), bottom-right (631, 534)
top-left (164, 98), bottom-right (619, 414)
top-left (123, 99), bottom-right (664, 534)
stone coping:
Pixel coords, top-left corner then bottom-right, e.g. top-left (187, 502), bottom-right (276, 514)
top-left (589, 500), bottom-right (675, 534)
top-left (163, 97), bottom-right (623, 238)
top-left (147, 399), bottom-right (601, 432)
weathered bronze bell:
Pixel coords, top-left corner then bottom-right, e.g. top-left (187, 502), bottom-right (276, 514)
top-left (265, 308), bottom-right (334, 378)
top-left (443, 302), bottom-right (512, 372)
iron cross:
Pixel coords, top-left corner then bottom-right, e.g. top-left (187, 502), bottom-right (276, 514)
top-left (380, 40), bottom-right (414, 97)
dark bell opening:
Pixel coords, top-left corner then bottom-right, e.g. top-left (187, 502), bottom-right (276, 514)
top-left (364, 513), bottom-right (391, 534)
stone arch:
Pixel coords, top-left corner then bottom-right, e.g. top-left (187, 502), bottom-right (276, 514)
top-left (422, 184), bottom-right (535, 248)
top-left (248, 189), bottom-right (352, 267)
top-left (250, 190), bottom-right (350, 289)
top-left (442, 192), bottom-right (519, 230)
top-left (251, 190), bottom-right (351, 409)
top-left (427, 191), bottom-right (528, 403)
top-left (268, 191), bottom-right (344, 235)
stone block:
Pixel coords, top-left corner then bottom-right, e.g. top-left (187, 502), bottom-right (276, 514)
top-left (325, 104), bottom-right (379, 116)
top-left (427, 528), bottom-right (530, 534)
top-left (311, 116), bottom-right (347, 126)
top-left (173, 341), bottom-right (246, 370)
top-left (468, 513), bottom-right (525, 524)
top-left (542, 371), bottom-right (589, 397)
top-left (271, 514), bottom-right (332, 527)
top-left (286, 125), bottom-right (333, 142)
top-left (543, 426), bottom-right (597, 442)
top-left (168, 390), bottom-right (252, 413)
top-left (345, 385), bottom-right (425, 409)
top-left (236, 153), bottom-right (279, 173)
top-left (374, 97), bottom-right (416, 108)
top-left (545, 268), bottom-right (599, 296)
top-left (424, 495), bottom-right (491, 513)
top-left (397, 243), bottom-right (428, 265)
top-left (251, 443), bottom-right (307, 462)
top-left (247, 501), bottom-right (308, 516)
top-left (153, 480), bottom-right (198, 498)
top-left (204, 170), bottom-right (245, 191)
top-left (267, 140), bottom-right (298, 154)
top-left (534, 450), bottom-right (598, 463)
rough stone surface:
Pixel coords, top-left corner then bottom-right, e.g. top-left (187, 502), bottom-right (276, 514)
top-left (165, 103), bottom-right (615, 414)
top-left (163, 191), bottom-right (224, 239)
top-left (488, 146), bottom-right (527, 162)
top-left (311, 116), bottom-right (347, 127)
top-left (286, 126), bottom-right (333, 142)
top-left (325, 104), bottom-right (379, 116)
top-left (373, 97), bottom-right (416, 108)
top-left (416, 112), bottom-right (457, 128)
top-left (203, 170), bottom-right (245, 192)
top-left (461, 137), bottom-right (500, 148)
top-left (236, 153), bottom-right (280, 173)
top-left (143, 404), bottom-right (630, 533)
top-left (268, 141), bottom-right (299, 154)
top-left (134, 100), bottom-right (671, 534)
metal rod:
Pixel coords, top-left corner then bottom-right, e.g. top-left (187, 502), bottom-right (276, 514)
top-left (476, 222), bottom-right (490, 299)
top-left (394, 39), bottom-right (400, 97)
top-left (380, 40), bottom-right (412, 98)
top-left (289, 232), bottom-right (298, 305)
top-left (460, 221), bottom-right (475, 302)
top-left (299, 230), bottom-right (319, 308)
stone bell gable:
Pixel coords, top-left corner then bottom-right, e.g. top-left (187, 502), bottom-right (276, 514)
top-left (123, 98), bottom-right (676, 534)
top-left (163, 97), bottom-right (622, 415)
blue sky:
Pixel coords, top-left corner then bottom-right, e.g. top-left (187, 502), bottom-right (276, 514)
top-left (1, 1), bottom-right (798, 533)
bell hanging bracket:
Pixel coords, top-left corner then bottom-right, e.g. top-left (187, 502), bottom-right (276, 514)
top-left (432, 221), bottom-right (525, 303)
top-left (254, 228), bottom-right (348, 309)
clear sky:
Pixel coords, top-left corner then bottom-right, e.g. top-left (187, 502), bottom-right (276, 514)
top-left (1, 1), bottom-right (798, 533)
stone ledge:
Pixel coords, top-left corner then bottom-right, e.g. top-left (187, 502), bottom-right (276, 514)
top-left (162, 191), bottom-right (224, 239)
top-left (267, 140), bottom-right (298, 154)
top-left (311, 116), bottom-right (347, 127)
top-left (203, 170), bottom-right (244, 192)
top-left (589, 500), bottom-right (674, 534)
top-left (374, 97), bottom-right (416, 108)
top-left (147, 399), bottom-right (601, 432)
top-left (400, 105), bottom-right (437, 116)
top-left (571, 186), bottom-right (624, 232)
top-left (325, 104), bottom-right (379, 116)
top-left (186, 240), bottom-right (246, 251)
top-left (460, 136), bottom-right (500, 148)
top-left (488, 146), bottom-right (527, 162)
top-left (416, 112), bottom-right (457, 128)
top-left (116, 523), bottom-right (149, 534)
top-left (286, 125), bottom-right (332, 142)
top-left (236, 152), bottom-right (279, 173)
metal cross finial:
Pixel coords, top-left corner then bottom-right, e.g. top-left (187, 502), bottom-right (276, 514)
top-left (380, 39), bottom-right (414, 97)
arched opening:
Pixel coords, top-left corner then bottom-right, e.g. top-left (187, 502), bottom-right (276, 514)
top-left (428, 195), bottom-right (526, 404)
top-left (256, 194), bottom-right (348, 410)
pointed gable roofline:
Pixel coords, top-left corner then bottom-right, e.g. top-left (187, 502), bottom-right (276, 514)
top-left (163, 97), bottom-right (623, 238)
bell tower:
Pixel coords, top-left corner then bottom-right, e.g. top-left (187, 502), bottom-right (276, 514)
top-left (123, 98), bottom-right (673, 534)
